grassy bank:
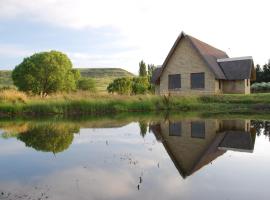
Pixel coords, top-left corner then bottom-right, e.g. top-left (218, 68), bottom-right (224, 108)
top-left (1, 90), bottom-right (270, 117)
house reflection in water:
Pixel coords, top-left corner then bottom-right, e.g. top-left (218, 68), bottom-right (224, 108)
top-left (150, 119), bottom-right (256, 178)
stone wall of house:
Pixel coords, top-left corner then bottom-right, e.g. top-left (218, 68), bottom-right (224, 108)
top-left (222, 79), bottom-right (250, 94)
top-left (215, 80), bottom-right (223, 94)
top-left (154, 85), bottom-right (160, 95)
top-left (159, 37), bottom-right (218, 95)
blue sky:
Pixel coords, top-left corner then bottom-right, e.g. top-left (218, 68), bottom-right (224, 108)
top-left (0, 18), bottom-right (134, 70)
top-left (0, 0), bottom-right (269, 74)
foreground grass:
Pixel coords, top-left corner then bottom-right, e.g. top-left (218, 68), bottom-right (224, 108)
top-left (1, 91), bottom-right (270, 117)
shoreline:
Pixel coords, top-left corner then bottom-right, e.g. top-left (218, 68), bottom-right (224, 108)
top-left (1, 94), bottom-right (270, 117)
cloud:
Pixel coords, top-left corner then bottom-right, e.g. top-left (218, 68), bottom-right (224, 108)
top-left (0, 44), bottom-right (32, 58)
top-left (0, 0), bottom-right (270, 70)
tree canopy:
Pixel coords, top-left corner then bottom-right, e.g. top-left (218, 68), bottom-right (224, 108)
top-left (107, 77), bottom-right (150, 95)
top-left (77, 77), bottom-right (96, 92)
top-left (254, 62), bottom-right (270, 83)
top-left (107, 60), bottom-right (157, 95)
top-left (12, 51), bottom-right (80, 96)
top-left (139, 60), bottom-right (147, 77)
top-left (107, 77), bottom-right (132, 95)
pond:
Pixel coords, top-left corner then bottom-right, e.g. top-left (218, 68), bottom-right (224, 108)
top-left (0, 114), bottom-right (269, 200)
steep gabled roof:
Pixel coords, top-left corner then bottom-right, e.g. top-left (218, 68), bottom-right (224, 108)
top-left (187, 34), bottom-right (228, 79)
top-left (155, 32), bottom-right (228, 82)
top-left (217, 57), bottom-right (256, 80)
top-left (154, 32), bottom-right (256, 83)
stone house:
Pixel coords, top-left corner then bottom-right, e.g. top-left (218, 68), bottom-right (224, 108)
top-left (151, 32), bottom-right (256, 95)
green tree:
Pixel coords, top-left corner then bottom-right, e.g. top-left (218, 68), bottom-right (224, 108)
top-left (139, 60), bottom-right (147, 77)
top-left (262, 62), bottom-right (270, 82)
top-left (107, 77), bottom-right (132, 95)
top-left (12, 51), bottom-right (80, 97)
top-left (147, 64), bottom-right (157, 93)
top-left (77, 78), bottom-right (96, 92)
top-left (147, 64), bottom-right (156, 78)
top-left (255, 64), bottom-right (262, 83)
top-left (132, 77), bottom-right (150, 94)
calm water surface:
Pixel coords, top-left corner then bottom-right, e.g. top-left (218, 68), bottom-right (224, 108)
top-left (0, 116), bottom-right (269, 200)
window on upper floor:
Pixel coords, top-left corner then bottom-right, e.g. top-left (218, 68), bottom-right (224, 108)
top-left (191, 72), bottom-right (205, 89)
top-left (168, 74), bottom-right (181, 90)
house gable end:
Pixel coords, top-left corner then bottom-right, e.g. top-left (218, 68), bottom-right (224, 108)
top-left (156, 32), bottom-right (227, 84)
top-left (158, 35), bottom-right (218, 94)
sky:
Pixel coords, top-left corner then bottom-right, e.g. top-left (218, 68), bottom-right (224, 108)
top-left (0, 0), bottom-right (269, 74)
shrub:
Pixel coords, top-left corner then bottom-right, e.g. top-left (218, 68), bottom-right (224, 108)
top-left (107, 76), bottom-right (151, 95)
top-left (107, 77), bottom-right (132, 95)
top-left (132, 77), bottom-right (150, 95)
top-left (251, 82), bottom-right (270, 92)
top-left (77, 78), bottom-right (96, 92)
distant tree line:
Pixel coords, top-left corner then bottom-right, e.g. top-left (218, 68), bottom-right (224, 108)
top-left (107, 60), bottom-right (157, 95)
top-left (251, 61), bottom-right (270, 92)
top-left (254, 61), bottom-right (270, 83)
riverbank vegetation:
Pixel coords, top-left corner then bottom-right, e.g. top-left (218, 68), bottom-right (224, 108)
top-left (1, 89), bottom-right (270, 117)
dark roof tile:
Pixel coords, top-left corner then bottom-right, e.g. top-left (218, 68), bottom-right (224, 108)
top-left (151, 67), bottom-right (162, 83)
top-left (217, 58), bottom-right (255, 80)
top-left (186, 35), bottom-right (228, 79)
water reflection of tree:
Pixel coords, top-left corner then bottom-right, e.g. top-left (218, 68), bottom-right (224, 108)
top-left (251, 120), bottom-right (270, 140)
top-left (139, 121), bottom-right (148, 138)
top-left (17, 123), bottom-right (80, 153)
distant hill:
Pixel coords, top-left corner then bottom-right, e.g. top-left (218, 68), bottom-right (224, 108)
top-left (77, 68), bottom-right (134, 78)
top-left (0, 70), bottom-right (13, 86)
top-left (0, 68), bottom-right (135, 92)
top-left (77, 68), bottom-right (134, 92)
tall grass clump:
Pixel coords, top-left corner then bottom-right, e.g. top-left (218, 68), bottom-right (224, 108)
top-left (0, 89), bottom-right (27, 103)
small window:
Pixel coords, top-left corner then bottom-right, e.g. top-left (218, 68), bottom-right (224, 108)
top-left (247, 79), bottom-right (249, 86)
top-left (191, 73), bottom-right (205, 89)
top-left (219, 80), bottom-right (221, 89)
top-left (169, 122), bottom-right (181, 136)
top-left (168, 74), bottom-right (181, 90)
top-left (191, 121), bottom-right (205, 138)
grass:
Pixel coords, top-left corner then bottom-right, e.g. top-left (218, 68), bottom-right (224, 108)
top-left (0, 89), bottom-right (27, 103)
top-left (77, 68), bottom-right (134, 77)
top-left (1, 91), bottom-right (270, 117)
